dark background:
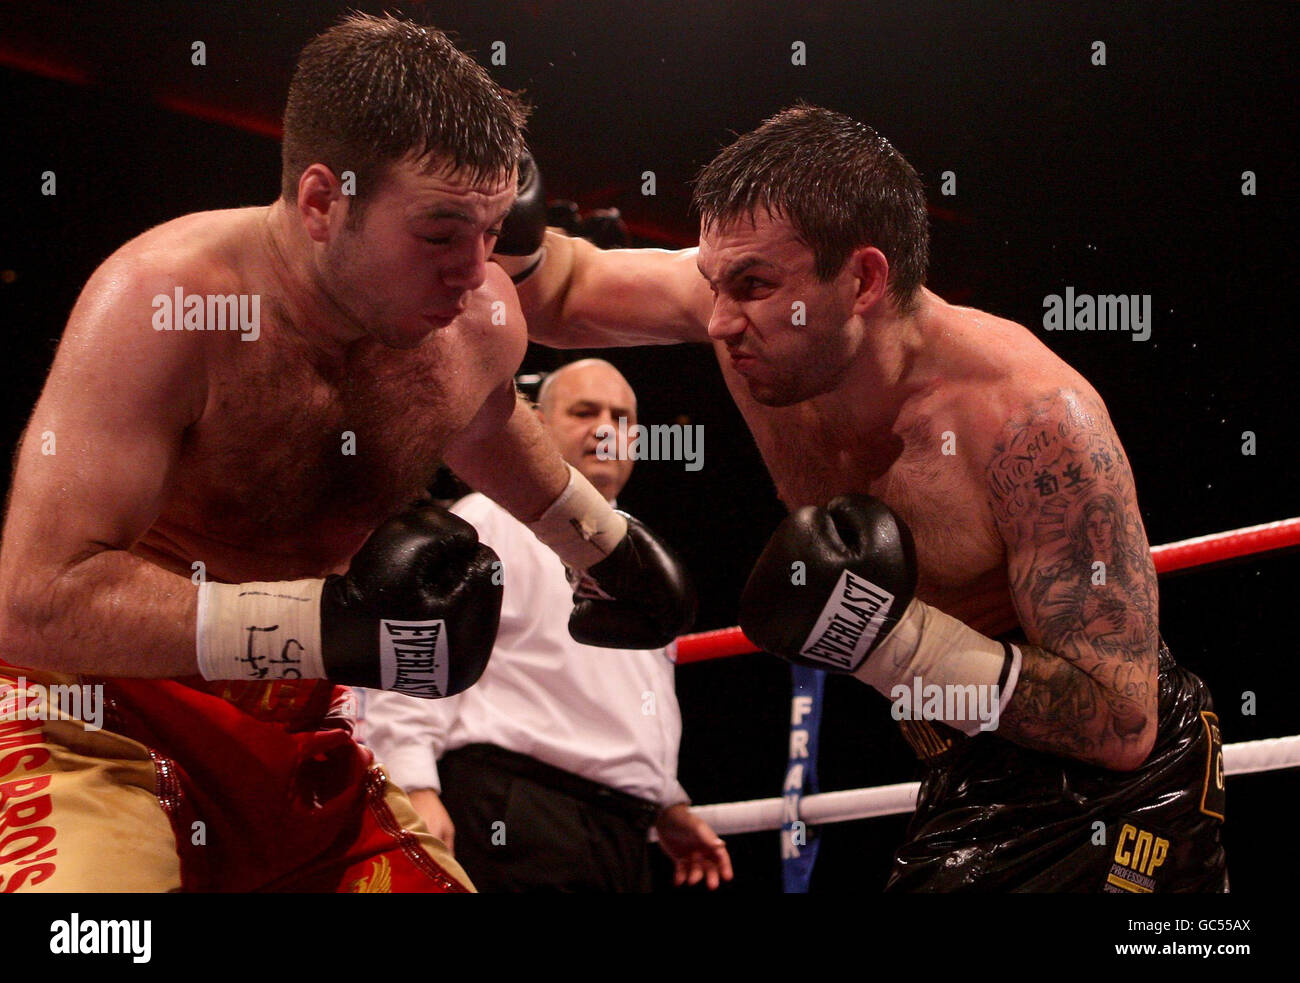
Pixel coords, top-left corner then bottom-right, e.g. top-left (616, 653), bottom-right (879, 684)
top-left (1, 1), bottom-right (1296, 894)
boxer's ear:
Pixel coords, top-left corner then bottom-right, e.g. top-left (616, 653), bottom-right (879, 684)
top-left (297, 164), bottom-right (346, 242)
top-left (847, 245), bottom-right (890, 316)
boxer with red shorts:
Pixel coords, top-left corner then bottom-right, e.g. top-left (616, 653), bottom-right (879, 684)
top-left (0, 14), bottom-right (693, 893)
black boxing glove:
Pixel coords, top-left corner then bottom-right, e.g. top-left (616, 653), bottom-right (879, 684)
top-left (740, 495), bottom-right (916, 672)
top-left (527, 464), bottom-right (695, 649)
top-left (569, 516), bottom-right (697, 649)
top-left (492, 149), bottom-right (548, 283)
top-left (575, 207), bottom-right (629, 248)
top-left (547, 199), bottom-right (582, 235)
top-left (740, 495), bottom-right (1019, 736)
top-left (197, 505), bottom-right (502, 698)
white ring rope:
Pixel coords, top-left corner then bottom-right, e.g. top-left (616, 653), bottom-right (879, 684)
top-left (687, 734), bottom-right (1300, 836)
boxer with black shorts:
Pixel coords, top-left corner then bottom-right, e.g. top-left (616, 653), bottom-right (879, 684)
top-left (503, 105), bottom-right (1226, 891)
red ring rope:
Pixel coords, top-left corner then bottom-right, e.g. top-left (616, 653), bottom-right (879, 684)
top-left (671, 516), bottom-right (1300, 665)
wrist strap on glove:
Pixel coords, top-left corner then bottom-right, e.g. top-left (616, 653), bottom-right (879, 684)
top-left (526, 464), bottom-right (627, 570)
top-left (852, 598), bottom-right (1022, 736)
top-left (196, 579), bottom-right (326, 682)
top-left (494, 247), bottom-right (546, 284)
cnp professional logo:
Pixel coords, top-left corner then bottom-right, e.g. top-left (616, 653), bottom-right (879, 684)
top-left (1104, 822), bottom-right (1170, 893)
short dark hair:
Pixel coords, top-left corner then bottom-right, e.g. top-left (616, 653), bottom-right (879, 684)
top-left (280, 13), bottom-right (529, 212)
top-left (692, 104), bottom-right (929, 311)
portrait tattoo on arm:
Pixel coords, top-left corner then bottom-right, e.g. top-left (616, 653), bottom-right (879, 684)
top-left (986, 390), bottom-right (1160, 767)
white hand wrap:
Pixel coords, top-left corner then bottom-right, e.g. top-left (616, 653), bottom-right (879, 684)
top-left (526, 464), bottom-right (627, 571)
top-left (196, 579), bottom-right (327, 683)
top-left (852, 598), bottom-right (1022, 736)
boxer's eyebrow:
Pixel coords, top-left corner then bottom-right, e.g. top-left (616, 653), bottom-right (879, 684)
top-left (415, 206), bottom-right (511, 229)
top-left (416, 207), bottom-right (474, 223)
top-left (697, 256), bottom-right (777, 286)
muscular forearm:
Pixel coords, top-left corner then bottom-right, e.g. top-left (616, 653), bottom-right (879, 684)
top-left (442, 391), bottom-right (569, 522)
top-left (2, 548), bottom-right (198, 676)
top-left (997, 642), bottom-right (1156, 771)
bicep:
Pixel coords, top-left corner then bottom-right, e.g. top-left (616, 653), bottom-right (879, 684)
top-left (989, 390), bottom-right (1159, 658)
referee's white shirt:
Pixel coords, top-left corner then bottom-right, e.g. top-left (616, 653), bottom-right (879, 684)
top-left (358, 492), bottom-right (689, 809)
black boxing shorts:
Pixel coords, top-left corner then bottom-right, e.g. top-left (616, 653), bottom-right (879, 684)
top-left (886, 637), bottom-right (1227, 892)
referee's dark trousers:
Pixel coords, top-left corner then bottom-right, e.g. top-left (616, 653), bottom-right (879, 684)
top-left (437, 743), bottom-right (662, 892)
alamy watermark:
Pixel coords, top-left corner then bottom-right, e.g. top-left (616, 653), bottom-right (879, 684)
top-left (1042, 287), bottom-right (1151, 342)
top-left (0, 677), bottom-right (104, 731)
top-left (152, 288), bottom-right (260, 341)
top-left (50, 913), bottom-right (150, 963)
top-left (890, 676), bottom-right (1002, 732)
top-left (595, 417), bottom-right (703, 472)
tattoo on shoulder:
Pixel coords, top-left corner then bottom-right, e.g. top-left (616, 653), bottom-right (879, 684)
top-left (989, 391), bottom-right (1124, 523)
top-left (989, 394), bottom-right (1150, 582)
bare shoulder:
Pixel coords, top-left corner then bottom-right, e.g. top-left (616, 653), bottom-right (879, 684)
top-left (931, 302), bottom-right (1107, 465)
top-left (456, 263), bottom-right (528, 382)
top-left (69, 208), bottom-right (258, 334)
top-left (50, 209), bottom-right (262, 420)
top-left (103, 208), bottom-right (259, 292)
